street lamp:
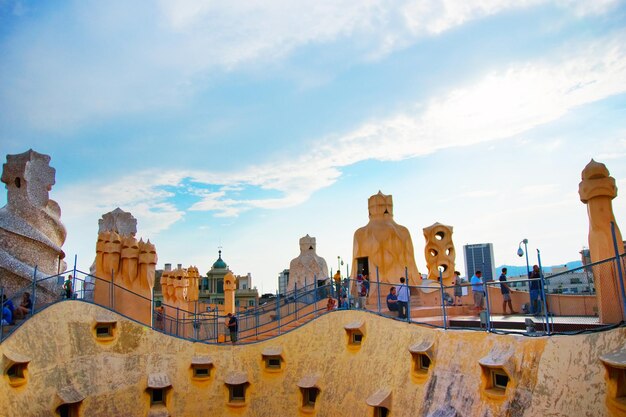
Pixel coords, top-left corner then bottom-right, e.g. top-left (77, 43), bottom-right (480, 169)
top-left (517, 239), bottom-right (530, 277)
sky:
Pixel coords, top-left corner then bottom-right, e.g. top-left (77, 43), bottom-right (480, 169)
top-left (1, 0), bottom-right (626, 294)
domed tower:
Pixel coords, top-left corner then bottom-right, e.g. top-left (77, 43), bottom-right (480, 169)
top-left (204, 250), bottom-right (230, 294)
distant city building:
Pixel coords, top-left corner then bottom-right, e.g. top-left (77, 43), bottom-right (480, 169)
top-left (463, 243), bottom-right (496, 282)
top-left (508, 266), bottom-right (596, 294)
top-left (580, 248), bottom-right (591, 267)
top-left (199, 251), bottom-right (258, 311)
top-left (153, 251), bottom-right (259, 312)
top-left (580, 241), bottom-right (625, 267)
top-left (278, 269), bottom-right (289, 295)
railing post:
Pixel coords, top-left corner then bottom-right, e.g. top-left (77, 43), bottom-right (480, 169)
top-left (1, 287), bottom-right (4, 340)
top-left (214, 308), bottom-right (218, 343)
top-left (176, 306), bottom-right (180, 337)
top-left (439, 269), bottom-right (447, 330)
top-left (483, 280), bottom-right (491, 332)
top-left (194, 301), bottom-right (198, 341)
top-left (72, 254), bottom-right (77, 299)
top-left (537, 250), bottom-right (551, 334)
top-left (314, 278), bottom-right (318, 317)
top-left (405, 266), bottom-right (411, 322)
top-left (110, 269), bottom-right (114, 309)
top-left (31, 265), bottom-right (37, 316)
top-left (295, 283), bottom-right (298, 320)
top-left (276, 291), bottom-right (281, 335)
top-left (376, 266), bottom-right (381, 314)
top-left (255, 304), bottom-right (259, 340)
top-left (611, 221), bottom-right (626, 321)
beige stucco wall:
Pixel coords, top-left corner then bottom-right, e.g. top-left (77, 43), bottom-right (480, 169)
top-left (0, 301), bottom-right (622, 417)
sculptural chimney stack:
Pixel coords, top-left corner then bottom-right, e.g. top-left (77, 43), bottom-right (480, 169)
top-left (579, 159), bottom-right (625, 323)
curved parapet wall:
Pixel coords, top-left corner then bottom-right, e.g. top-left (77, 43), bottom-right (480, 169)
top-left (0, 149), bottom-right (66, 299)
top-left (0, 301), bottom-right (623, 417)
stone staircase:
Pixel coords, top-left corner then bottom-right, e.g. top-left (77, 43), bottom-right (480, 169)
top-left (243, 305), bottom-right (326, 342)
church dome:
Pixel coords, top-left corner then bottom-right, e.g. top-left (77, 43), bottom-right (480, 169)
top-left (212, 250), bottom-right (227, 269)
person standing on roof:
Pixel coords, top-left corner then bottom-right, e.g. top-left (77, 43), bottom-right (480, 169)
top-left (396, 277), bottom-right (409, 319)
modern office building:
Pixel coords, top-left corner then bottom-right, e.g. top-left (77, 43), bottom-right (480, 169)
top-left (278, 269), bottom-right (289, 295)
top-left (463, 243), bottom-right (496, 282)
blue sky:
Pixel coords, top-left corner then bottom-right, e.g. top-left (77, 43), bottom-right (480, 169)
top-left (1, 0), bottom-right (626, 293)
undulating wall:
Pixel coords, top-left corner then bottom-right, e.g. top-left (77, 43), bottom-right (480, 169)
top-left (0, 301), bottom-right (623, 417)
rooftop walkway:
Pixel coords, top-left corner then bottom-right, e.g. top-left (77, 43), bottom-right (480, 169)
top-left (2, 259), bottom-right (624, 344)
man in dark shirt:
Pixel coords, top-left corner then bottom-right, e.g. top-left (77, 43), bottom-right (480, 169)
top-left (226, 313), bottom-right (238, 344)
top-left (529, 265), bottom-right (541, 315)
top-left (499, 268), bottom-right (517, 314)
top-left (386, 287), bottom-right (398, 313)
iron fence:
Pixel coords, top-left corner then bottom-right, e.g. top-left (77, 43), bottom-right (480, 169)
top-left (2, 253), bottom-right (625, 343)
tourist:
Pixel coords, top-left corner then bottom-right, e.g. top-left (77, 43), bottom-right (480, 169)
top-left (64, 275), bottom-right (73, 299)
top-left (226, 312), bottom-right (238, 344)
top-left (2, 295), bottom-right (14, 325)
top-left (333, 270), bottom-right (341, 304)
top-left (386, 287), bottom-right (398, 313)
top-left (341, 293), bottom-right (350, 310)
top-left (326, 296), bottom-right (336, 311)
top-left (1, 303), bottom-right (11, 326)
top-left (453, 271), bottom-right (463, 306)
top-left (154, 302), bottom-right (165, 331)
top-left (396, 277), bottom-right (409, 319)
top-left (363, 274), bottom-right (370, 296)
top-left (360, 275), bottom-right (369, 309)
top-left (499, 268), bottom-right (517, 315)
top-left (529, 265), bottom-right (541, 315)
top-left (470, 271), bottom-right (484, 313)
top-left (2, 294), bottom-right (14, 318)
top-left (355, 274), bottom-right (365, 309)
top-left (13, 292), bottom-right (32, 319)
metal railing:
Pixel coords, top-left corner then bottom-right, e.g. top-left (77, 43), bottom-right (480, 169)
top-left (2, 253), bottom-right (626, 343)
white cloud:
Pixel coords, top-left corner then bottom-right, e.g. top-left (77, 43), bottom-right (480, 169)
top-left (597, 152), bottom-right (626, 160)
top-left (54, 31), bottom-right (626, 226)
top-left (401, 0), bottom-right (541, 36)
top-left (557, 0), bottom-right (621, 16)
top-left (519, 184), bottom-right (559, 196)
top-left (55, 170), bottom-right (185, 238)
top-left (1, 0), bottom-right (619, 131)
